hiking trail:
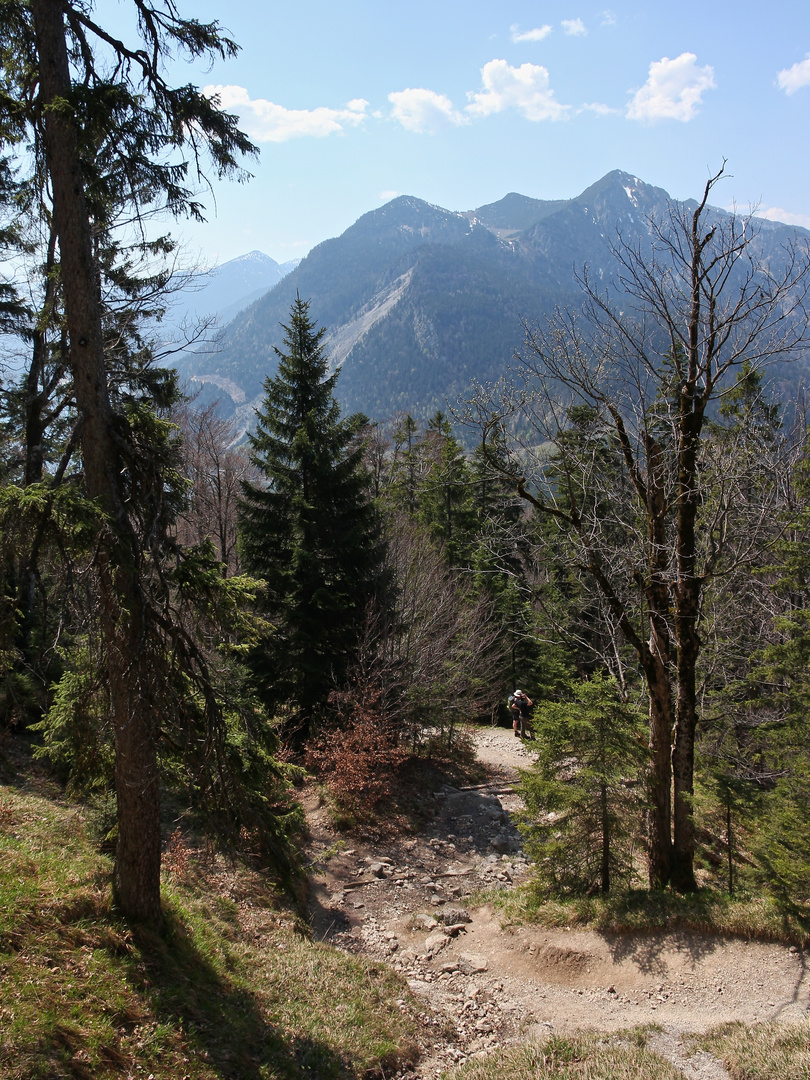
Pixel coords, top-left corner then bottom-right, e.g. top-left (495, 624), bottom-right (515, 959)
top-left (305, 725), bottom-right (809, 1078)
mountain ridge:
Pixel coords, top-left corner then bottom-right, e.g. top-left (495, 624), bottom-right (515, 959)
top-left (174, 172), bottom-right (809, 428)
top-left (168, 250), bottom-right (299, 335)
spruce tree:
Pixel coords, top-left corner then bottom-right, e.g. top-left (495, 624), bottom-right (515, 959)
top-left (0, 0), bottom-right (258, 925)
top-left (518, 674), bottom-right (648, 895)
top-left (239, 296), bottom-right (386, 745)
top-left (418, 411), bottom-right (478, 568)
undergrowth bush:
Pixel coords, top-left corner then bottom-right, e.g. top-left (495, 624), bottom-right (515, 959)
top-left (306, 681), bottom-right (483, 831)
top-left (307, 680), bottom-right (409, 827)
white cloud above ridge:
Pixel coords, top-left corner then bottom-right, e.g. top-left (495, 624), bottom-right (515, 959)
top-left (627, 53), bottom-right (715, 123)
top-left (387, 88), bottom-right (466, 133)
top-left (389, 60), bottom-right (569, 131)
top-left (757, 206), bottom-right (810, 230)
top-left (561, 18), bottom-right (587, 36)
top-left (510, 23), bottom-right (553, 43)
top-left (777, 55), bottom-right (810, 95)
top-left (204, 85), bottom-right (368, 141)
top-left (466, 59), bottom-right (569, 122)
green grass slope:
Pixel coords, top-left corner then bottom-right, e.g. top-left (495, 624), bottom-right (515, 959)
top-left (0, 766), bottom-right (421, 1079)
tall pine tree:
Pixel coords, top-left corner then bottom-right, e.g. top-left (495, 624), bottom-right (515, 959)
top-left (239, 296), bottom-right (386, 746)
top-left (0, 0), bottom-right (258, 925)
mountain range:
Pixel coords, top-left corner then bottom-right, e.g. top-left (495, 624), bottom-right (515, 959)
top-left (168, 250), bottom-right (299, 334)
top-left (173, 171), bottom-right (809, 434)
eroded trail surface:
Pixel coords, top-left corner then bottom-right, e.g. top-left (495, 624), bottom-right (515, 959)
top-left (305, 727), bottom-right (810, 1077)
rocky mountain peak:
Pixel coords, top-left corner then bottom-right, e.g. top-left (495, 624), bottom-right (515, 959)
top-left (174, 170), bottom-right (810, 431)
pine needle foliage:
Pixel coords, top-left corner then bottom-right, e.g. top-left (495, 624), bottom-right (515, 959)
top-left (239, 296), bottom-right (387, 745)
top-left (518, 674), bottom-right (648, 895)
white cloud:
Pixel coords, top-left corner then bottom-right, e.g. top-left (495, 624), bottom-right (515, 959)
top-left (561, 18), bottom-right (587, 36)
top-left (510, 24), bottom-right (553, 43)
top-left (776, 55), bottom-right (810, 95)
top-left (378, 190), bottom-right (401, 202)
top-left (627, 53), bottom-right (716, 123)
top-left (388, 88), bottom-right (466, 133)
top-left (600, 9), bottom-right (617, 26)
top-left (757, 206), bottom-right (810, 230)
top-left (466, 59), bottom-right (569, 122)
top-left (204, 85), bottom-right (368, 142)
top-left (580, 101), bottom-right (621, 117)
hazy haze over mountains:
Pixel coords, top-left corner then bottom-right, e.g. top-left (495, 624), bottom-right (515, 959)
top-left (173, 171), bottom-right (809, 433)
top-left (170, 251), bottom-right (300, 334)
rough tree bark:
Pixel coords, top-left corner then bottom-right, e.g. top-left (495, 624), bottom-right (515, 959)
top-left (31, 0), bottom-right (162, 925)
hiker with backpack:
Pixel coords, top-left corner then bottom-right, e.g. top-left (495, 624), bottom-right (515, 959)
top-left (508, 689), bottom-right (533, 738)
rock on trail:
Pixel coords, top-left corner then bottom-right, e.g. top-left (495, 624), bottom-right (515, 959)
top-left (304, 725), bottom-right (810, 1077)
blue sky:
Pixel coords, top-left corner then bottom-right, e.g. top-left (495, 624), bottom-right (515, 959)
top-left (100, 0), bottom-right (810, 266)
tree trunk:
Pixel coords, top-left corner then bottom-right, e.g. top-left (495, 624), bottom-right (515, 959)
top-left (18, 243), bottom-right (59, 628)
top-left (31, 0), bottom-right (163, 927)
top-left (645, 653), bottom-right (673, 889)
top-left (672, 576), bottom-right (701, 891)
top-left (644, 434), bottom-right (673, 889)
top-left (670, 355), bottom-right (707, 892)
top-left (671, 705), bottom-right (698, 891)
top-left (109, 634), bottom-right (162, 923)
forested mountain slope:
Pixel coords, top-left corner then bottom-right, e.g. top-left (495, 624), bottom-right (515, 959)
top-left (175, 171), bottom-right (809, 427)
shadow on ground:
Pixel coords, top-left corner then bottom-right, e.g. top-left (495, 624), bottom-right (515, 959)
top-left (128, 912), bottom-right (362, 1080)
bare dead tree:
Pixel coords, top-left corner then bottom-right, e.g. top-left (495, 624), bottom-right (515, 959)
top-left (461, 166), bottom-right (810, 889)
top-left (173, 401), bottom-right (255, 575)
top-left (350, 514), bottom-right (506, 752)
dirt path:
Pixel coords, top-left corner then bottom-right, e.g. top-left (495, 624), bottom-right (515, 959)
top-left (305, 726), bottom-right (810, 1078)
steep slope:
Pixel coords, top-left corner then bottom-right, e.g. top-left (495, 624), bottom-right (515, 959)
top-left (337, 232), bottom-right (561, 418)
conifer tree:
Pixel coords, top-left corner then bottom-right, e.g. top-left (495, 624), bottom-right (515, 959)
top-left (417, 411), bottom-right (477, 568)
top-left (518, 674), bottom-right (648, 895)
top-left (0, 0), bottom-right (262, 926)
top-left (239, 296), bottom-right (386, 745)
top-left (390, 413), bottom-right (420, 514)
top-left (723, 421), bottom-right (810, 905)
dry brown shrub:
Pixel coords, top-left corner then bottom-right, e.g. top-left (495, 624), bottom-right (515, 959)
top-left (306, 679), bottom-right (409, 827)
top-left (162, 827), bottom-right (191, 880)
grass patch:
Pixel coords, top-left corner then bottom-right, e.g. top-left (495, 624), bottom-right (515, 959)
top-left (0, 780), bottom-right (422, 1079)
top-left (486, 883), bottom-right (810, 948)
top-left (442, 1028), bottom-right (682, 1079)
top-left (692, 1019), bottom-right (810, 1080)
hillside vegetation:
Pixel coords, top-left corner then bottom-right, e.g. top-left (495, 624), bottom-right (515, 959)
top-left (0, 746), bottom-right (422, 1079)
top-left (3, 4), bottom-right (810, 1077)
